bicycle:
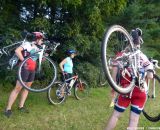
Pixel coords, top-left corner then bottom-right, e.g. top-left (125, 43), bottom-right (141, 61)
top-left (0, 41), bottom-right (22, 69)
top-left (142, 58), bottom-right (160, 122)
top-left (101, 25), bottom-right (142, 94)
top-left (101, 25), bottom-right (160, 121)
top-left (18, 40), bottom-right (60, 92)
top-left (47, 73), bottom-right (89, 105)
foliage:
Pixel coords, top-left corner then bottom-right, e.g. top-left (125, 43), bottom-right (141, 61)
top-left (0, 0), bottom-right (159, 86)
top-left (75, 62), bottom-right (99, 87)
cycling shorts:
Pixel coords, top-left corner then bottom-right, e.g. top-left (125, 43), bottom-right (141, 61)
top-left (24, 58), bottom-right (37, 71)
top-left (62, 72), bottom-right (72, 83)
top-left (18, 68), bottom-right (35, 82)
top-left (114, 86), bottom-right (147, 114)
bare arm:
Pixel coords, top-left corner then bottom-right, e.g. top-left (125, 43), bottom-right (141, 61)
top-left (15, 46), bottom-right (24, 61)
top-left (59, 58), bottom-right (67, 72)
top-left (112, 66), bottom-right (118, 82)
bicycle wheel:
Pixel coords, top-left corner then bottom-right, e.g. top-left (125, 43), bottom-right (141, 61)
top-left (47, 81), bottom-right (66, 105)
top-left (99, 68), bottom-right (107, 86)
top-left (142, 74), bottom-right (160, 122)
top-left (74, 80), bottom-right (89, 100)
top-left (18, 54), bottom-right (57, 92)
top-left (101, 25), bottom-right (136, 94)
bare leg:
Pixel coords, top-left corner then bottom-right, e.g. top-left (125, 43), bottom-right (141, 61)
top-left (6, 81), bottom-right (23, 110)
top-left (105, 110), bottom-right (122, 130)
top-left (19, 82), bottom-right (32, 108)
top-left (127, 111), bottom-right (140, 130)
top-left (109, 89), bottom-right (116, 107)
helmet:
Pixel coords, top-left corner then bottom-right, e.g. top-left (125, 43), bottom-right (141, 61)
top-left (66, 49), bottom-right (76, 55)
top-left (32, 32), bottom-right (44, 40)
top-left (130, 28), bottom-right (143, 44)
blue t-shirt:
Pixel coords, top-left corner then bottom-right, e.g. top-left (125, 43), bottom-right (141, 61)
top-left (64, 57), bottom-right (73, 74)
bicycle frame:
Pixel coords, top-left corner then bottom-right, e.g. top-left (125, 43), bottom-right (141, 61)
top-left (29, 42), bottom-right (60, 72)
top-left (113, 47), bottom-right (146, 90)
top-left (0, 41), bottom-right (22, 57)
top-left (60, 74), bottom-right (85, 96)
top-left (64, 75), bottom-right (79, 89)
top-left (0, 41), bottom-right (23, 68)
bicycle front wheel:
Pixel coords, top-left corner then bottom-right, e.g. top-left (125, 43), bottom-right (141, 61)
top-left (142, 74), bottom-right (160, 122)
top-left (18, 54), bottom-right (57, 92)
top-left (47, 81), bottom-right (66, 105)
top-left (74, 80), bottom-right (89, 100)
top-left (101, 25), bottom-right (135, 94)
top-left (99, 68), bottom-right (107, 86)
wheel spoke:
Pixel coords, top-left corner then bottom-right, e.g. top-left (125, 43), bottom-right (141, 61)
top-left (18, 54), bottom-right (57, 92)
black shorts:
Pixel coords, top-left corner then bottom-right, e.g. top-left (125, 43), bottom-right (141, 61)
top-left (18, 68), bottom-right (35, 82)
top-left (62, 73), bottom-right (72, 82)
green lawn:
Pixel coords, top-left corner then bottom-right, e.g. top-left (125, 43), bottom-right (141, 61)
top-left (0, 86), bottom-right (160, 130)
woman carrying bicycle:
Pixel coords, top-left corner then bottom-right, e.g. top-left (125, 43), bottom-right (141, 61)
top-left (59, 49), bottom-right (77, 94)
top-left (105, 28), bottom-right (154, 130)
top-left (4, 32), bottom-right (44, 118)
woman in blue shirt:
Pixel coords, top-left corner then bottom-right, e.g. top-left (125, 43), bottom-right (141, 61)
top-left (59, 49), bottom-right (76, 80)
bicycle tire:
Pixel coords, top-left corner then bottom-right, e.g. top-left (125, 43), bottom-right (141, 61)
top-left (18, 54), bottom-right (57, 92)
top-left (101, 25), bottom-right (135, 94)
top-left (99, 68), bottom-right (107, 86)
top-left (142, 74), bottom-right (160, 122)
top-left (74, 80), bottom-right (89, 100)
top-left (47, 81), bottom-right (66, 105)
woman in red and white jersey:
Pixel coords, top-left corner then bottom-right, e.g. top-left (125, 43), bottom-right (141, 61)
top-left (105, 28), bottom-right (153, 130)
top-left (4, 32), bottom-right (44, 117)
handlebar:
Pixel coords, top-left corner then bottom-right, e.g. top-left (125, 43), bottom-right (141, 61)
top-left (44, 41), bottom-right (60, 52)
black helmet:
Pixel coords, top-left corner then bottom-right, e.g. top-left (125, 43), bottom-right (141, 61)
top-left (130, 28), bottom-right (143, 44)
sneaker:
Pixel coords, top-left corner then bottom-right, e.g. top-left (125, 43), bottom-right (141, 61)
top-left (109, 101), bottom-right (114, 107)
top-left (18, 107), bottom-right (29, 113)
top-left (4, 110), bottom-right (12, 118)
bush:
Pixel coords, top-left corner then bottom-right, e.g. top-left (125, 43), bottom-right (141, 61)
top-left (75, 62), bottom-right (99, 87)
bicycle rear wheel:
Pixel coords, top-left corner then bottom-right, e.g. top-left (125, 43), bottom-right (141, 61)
top-left (47, 81), bottom-right (66, 105)
top-left (101, 25), bottom-right (135, 94)
top-left (74, 80), bottom-right (89, 100)
top-left (142, 74), bottom-right (160, 122)
top-left (18, 54), bottom-right (57, 92)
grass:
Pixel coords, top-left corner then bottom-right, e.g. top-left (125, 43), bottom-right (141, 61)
top-left (0, 86), bottom-right (160, 130)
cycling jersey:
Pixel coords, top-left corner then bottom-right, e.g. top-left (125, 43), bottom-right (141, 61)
top-left (20, 42), bottom-right (38, 71)
top-left (113, 50), bottom-right (153, 114)
top-left (113, 51), bottom-right (153, 91)
top-left (63, 57), bottom-right (73, 74)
